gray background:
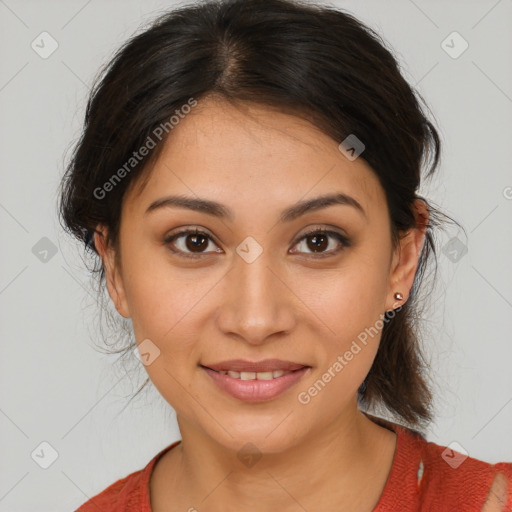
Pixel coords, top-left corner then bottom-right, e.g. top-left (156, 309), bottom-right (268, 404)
top-left (1, 0), bottom-right (511, 510)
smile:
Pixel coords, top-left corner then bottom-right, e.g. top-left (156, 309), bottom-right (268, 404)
top-left (209, 368), bottom-right (297, 380)
top-left (200, 364), bottom-right (311, 402)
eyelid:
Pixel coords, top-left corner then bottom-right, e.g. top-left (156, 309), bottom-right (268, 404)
top-left (293, 224), bottom-right (349, 243)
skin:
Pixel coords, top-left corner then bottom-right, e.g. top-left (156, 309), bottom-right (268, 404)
top-left (95, 96), bottom-right (429, 511)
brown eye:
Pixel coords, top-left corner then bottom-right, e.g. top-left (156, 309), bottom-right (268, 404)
top-left (165, 228), bottom-right (221, 258)
top-left (292, 229), bottom-right (350, 257)
top-left (184, 232), bottom-right (209, 252)
top-left (305, 233), bottom-right (329, 252)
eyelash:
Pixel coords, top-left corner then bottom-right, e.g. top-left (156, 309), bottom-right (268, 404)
top-left (164, 227), bottom-right (350, 259)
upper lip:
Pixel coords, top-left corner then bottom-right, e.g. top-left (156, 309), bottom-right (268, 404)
top-left (201, 359), bottom-right (309, 373)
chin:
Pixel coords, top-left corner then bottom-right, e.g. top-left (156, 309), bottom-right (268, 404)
top-left (202, 415), bottom-right (307, 457)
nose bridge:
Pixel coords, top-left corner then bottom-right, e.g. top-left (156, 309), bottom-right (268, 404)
top-left (216, 246), bottom-right (295, 344)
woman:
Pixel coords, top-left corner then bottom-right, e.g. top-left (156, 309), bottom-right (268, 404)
top-left (59, 0), bottom-right (512, 510)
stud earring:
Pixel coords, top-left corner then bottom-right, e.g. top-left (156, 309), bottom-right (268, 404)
top-left (394, 292), bottom-right (403, 301)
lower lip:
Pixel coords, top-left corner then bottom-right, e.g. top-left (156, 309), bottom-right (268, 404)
top-left (201, 366), bottom-right (310, 402)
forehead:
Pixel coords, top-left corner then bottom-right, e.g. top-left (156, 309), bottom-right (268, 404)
top-left (123, 98), bottom-right (385, 221)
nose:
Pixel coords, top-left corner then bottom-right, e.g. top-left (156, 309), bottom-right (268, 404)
top-left (215, 250), bottom-right (296, 346)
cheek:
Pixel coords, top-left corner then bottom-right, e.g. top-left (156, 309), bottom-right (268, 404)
top-left (122, 258), bottom-right (208, 409)
top-left (295, 263), bottom-right (388, 404)
top-left (303, 260), bottom-right (389, 339)
top-left (121, 247), bottom-right (222, 397)
top-left (120, 238), bottom-right (208, 339)
top-left (296, 314), bottom-right (383, 416)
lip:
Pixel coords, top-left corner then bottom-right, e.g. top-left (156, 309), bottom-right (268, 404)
top-left (201, 359), bottom-right (307, 373)
top-left (201, 365), bottom-right (311, 402)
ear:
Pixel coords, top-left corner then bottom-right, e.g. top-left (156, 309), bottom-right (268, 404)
top-left (94, 225), bottom-right (130, 318)
top-left (386, 199), bottom-right (429, 311)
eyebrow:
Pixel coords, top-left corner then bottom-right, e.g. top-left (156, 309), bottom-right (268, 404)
top-left (144, 192), bottom-right (367, 222)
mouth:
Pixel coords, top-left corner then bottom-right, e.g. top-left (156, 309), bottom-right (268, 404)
top-left (199, 360), bottom-right (311, 402)
top-left (200, 365), bottom-right (308, 381)
top-left (200, 358), bottom-right (309, 374)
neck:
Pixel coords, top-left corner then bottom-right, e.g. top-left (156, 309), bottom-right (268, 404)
top-left (157, 405), bottom-right (397, 512)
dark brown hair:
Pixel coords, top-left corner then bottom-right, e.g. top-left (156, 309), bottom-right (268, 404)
top-left (58, 0), bottom-right (463, 429)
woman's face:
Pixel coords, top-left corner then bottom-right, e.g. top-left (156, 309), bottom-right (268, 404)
top-left (97, 98), bottom-right (423, 454)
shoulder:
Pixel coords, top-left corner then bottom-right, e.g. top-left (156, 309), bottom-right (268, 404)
top-left (74, 441), bottom-right (181, 512)
top-left (367, 413), bottom-right (512, 511)
top-left (402, 424), bottom-right (512, 511)
top-left (74, 467), bottom-right (147, 512)
top-left (481, 471), bottom-right (512, 512)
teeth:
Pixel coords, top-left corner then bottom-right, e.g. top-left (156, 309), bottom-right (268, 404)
top-left (256, 371), bottom-right (274, 380)
top-left (219, 369), bottom-right (293, 380)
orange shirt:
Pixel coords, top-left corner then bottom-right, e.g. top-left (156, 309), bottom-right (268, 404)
top-left (75, 416), bottom-right (512, 511)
